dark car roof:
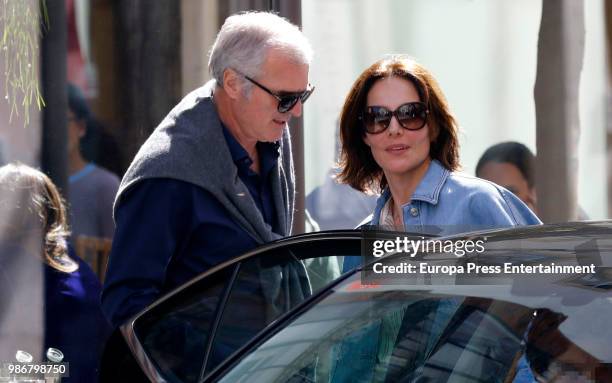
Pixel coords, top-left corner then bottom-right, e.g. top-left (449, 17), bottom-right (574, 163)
top-left (139, 221), bottom-right (612, 319)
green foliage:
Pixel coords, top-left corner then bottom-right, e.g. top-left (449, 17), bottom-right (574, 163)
top-left (1, 0), bottom-right (47, 126)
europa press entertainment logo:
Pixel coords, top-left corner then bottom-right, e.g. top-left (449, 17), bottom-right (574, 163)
top-left (361, 227), bottom-right (603, 285)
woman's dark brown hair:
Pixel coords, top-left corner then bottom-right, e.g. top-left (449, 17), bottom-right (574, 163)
top-left (0, 163), bottom-right (77, 272)
top-left (337, 55), bottom-right (460, 193)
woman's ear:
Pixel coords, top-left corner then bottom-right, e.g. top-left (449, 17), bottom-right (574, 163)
top-left (428, 119), bottom-right (439, 143)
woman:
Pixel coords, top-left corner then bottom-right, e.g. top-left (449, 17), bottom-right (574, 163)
top-left (338, 55), bottom-right (540, 234)
top-left (336, 56), bottom-right (539, 381)
top-left (0, 163), bottom-right (110, 382)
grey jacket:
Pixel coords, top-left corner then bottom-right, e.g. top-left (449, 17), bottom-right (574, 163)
top-left (114, 81), bottom-right (308, 319)
top-left (115, 80), bottom-right (295, 242)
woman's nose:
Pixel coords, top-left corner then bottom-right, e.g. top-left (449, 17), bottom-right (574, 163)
top-left (387, 115), bottom-right (404, 135)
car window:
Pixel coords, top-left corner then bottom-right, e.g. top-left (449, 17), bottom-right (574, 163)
top-left (205, 238), bottom-right (361, 376)
top-left (133, 266), bottom-right (235, 383)
top-left (217, 275), bottom-right (537, 383)
top-left (131, 236), bottom-right (361, 382)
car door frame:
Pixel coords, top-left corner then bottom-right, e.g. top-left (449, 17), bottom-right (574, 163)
top-left (120, 230), bottom-right (366, 382)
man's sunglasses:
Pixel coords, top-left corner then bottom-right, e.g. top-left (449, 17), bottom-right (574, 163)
top-left (244, 75), bottom-right (314, 113)
top-left (361, 102), bottom-right (429, 134)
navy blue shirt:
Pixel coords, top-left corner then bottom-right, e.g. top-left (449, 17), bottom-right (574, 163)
top-left (101, 127), bottom-right (280, 328)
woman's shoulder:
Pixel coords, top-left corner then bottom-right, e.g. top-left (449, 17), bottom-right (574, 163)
top-left (70, 249), bottom-right (103, 290)
top-left (90, 164), bottom-right (120, 184)
top-left (46, 248), bottom-right (102, 298)
top-left (445, 171), bottom-right (508, 198)
top-left (444, 171), bottom-right (541, 225)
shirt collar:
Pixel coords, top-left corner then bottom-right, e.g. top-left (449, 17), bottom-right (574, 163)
top-left (222, 125), bottom-right (251, 166)
top-left (221, 124), bottom-right (281, 174)
top-left (410, 159), bottom-right (450, 205)
top-left (372, 159), bottom-right (450, 225)
top-left (258, 141), bottom-right (281, 176)
top-left (69, 163), bottom-right (96, 184)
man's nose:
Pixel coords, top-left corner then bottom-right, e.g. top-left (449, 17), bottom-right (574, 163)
top-left (289, 100), bottom-right (303, 117)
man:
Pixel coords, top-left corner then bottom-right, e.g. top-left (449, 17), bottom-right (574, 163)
top-left (101, 11), bottom-right (314, 328)
top-left (67, 84), bottom-right (120, 243)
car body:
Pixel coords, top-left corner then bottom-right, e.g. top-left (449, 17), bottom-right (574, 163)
top-left (101, 222), bottom-right (612, 382)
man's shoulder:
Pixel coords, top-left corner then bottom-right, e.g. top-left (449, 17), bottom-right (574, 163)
top-left (119, 178), bottom-right (212, 202)
top-left (165, 83), bottom-right (217, 127)
top-left (89, 165), bottom-right (120, 186)
top-left (119, 82), bottom-right (226, 194)
top-left (70, 166), bottom-right (120, 205)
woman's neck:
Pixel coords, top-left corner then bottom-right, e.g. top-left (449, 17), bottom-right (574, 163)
top-left (385, 157), bottom-right (432, 208)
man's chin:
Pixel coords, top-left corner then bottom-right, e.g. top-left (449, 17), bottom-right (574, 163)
top-left (267, 124), bottom-right (286, 142)
top-left (262, 135), bottom-right (283, 143)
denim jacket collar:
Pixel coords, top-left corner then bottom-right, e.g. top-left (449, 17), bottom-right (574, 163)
top-left (410, 159), bottom-right (449, 204)
top-left (371, 160), bottom-right (449, 225)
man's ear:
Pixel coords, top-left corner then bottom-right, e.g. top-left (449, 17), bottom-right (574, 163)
top-left (222, 69), bottom-right (242, 100)
top-left (77, 121), bottom-right (87, 139)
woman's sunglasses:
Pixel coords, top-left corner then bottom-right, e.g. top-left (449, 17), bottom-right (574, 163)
top-left (361, 102), bottom-right (429, 134)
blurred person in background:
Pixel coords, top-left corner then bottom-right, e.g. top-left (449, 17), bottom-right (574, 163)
top-left (306, 124), bottom-right (376, 230)
top-left (0, 163), bottom-right (110, 382)
top-left (476, 141), bottom-right (589, 220)
top-left (67, 84), bottom-right (120, 242)
top-left (475, 141), bottom-right (538, 213)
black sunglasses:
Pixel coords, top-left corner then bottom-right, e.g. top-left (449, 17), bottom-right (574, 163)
top-left (244, 75), bottom-right (314, 113)
top-left (361, 102), bottom-right (429, 134)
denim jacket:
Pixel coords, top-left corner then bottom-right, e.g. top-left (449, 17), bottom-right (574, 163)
top-left (368, 159), bottom-right (541, 235)
top-left (336, 160), bottom-right (541, 382)
top-left (343, 159), bottom-right (540, 273)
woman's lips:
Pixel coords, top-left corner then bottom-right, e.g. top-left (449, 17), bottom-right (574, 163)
top-left (273, 119), bottom-right (286, 126)
top-left (385, 144), bottom-right (409, 152)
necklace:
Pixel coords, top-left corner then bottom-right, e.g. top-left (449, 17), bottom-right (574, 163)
top-left (389, 198), bottom-right (403, 229)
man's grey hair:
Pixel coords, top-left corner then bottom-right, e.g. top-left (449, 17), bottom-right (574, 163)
top-left (208, 11), bottom-right (313, 93)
